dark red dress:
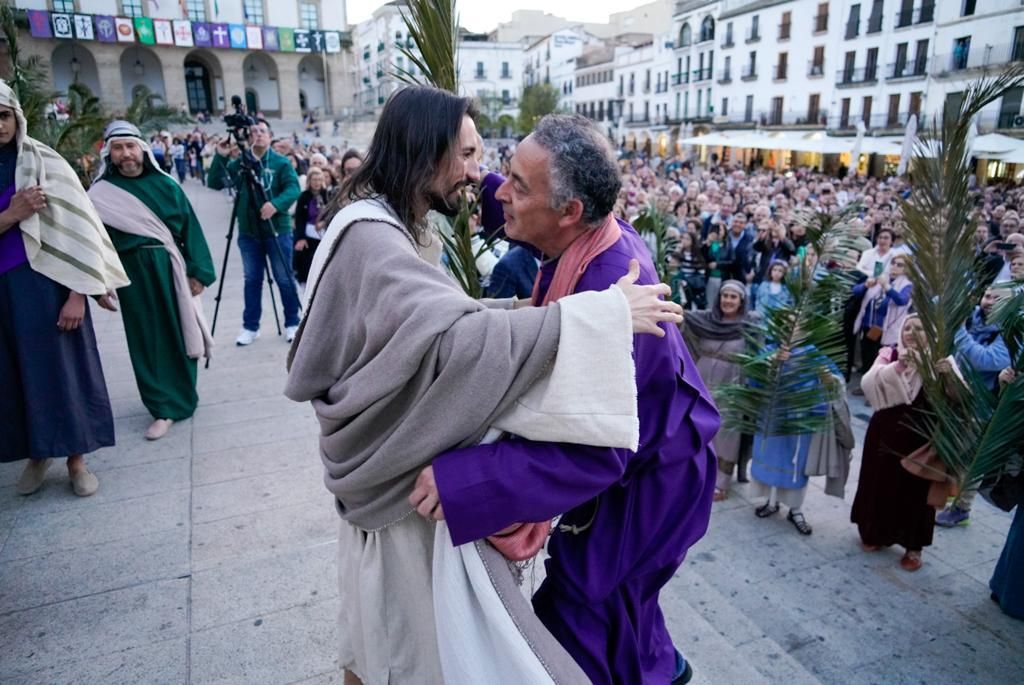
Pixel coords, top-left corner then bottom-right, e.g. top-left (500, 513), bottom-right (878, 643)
top-left (850, 392), bottom-right (936, 551)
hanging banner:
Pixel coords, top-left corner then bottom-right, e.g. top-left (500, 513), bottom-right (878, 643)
top-left (94, 16), bottom-right (118, 43)
top-left (192, 23), bottom-right (213, 47)
top-left (133, 17), bottom-right (155, 45)
top-left (27, 10), bottom-right (53, 38)
top-left (309, 30), bottom-right (326, 53)
top-left (210, 23), bottom-right (231, 49)
top-left (73, 14), bottom-right (94, 40)
top-left (278, 28), bottom-right (295, 52)
top-left (153, 19), bottom-right (174, 46)
top-left (173, 20), bottom-right (194, 47)
top-left (294, 29), bottom-right (311, 53)
top-left (52, 13), bottom-right (74, 39)
top-left (228, 24), bottom-right (247, 49)
top-left (324, 31), bottom-right (341, 54)
top-left (115, 17), bottom-right (136, 43)
top-left (261, 26), bottom-right (279, 51)
top-left (245, 25), bottom-right (263, 50)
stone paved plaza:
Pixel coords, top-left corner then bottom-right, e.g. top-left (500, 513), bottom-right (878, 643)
top-left (1, 183), bottom-right (1022, 684)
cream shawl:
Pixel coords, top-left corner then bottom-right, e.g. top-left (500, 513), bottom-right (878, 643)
top-left (0, 81), bottom-right (129, 295)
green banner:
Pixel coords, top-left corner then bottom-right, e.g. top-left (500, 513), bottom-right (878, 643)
top-left (278, 27), bottom-right (295, 52)
top-left (133, 17), bottom-right (154, 45)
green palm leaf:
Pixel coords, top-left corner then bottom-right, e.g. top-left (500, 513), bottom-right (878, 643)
top-left (394, 0), bottom-right (459, 92)
top-left (633, 205), bottom-right (679, 285)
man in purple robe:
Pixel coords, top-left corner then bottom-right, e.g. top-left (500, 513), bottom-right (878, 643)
top-left (411, 115), bottom-right (719, 684)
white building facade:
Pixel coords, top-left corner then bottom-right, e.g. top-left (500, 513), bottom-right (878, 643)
top-left (671, 1), bottom-right (720, 127)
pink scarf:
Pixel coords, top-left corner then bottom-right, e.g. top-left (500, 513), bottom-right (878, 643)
top-left (488, 214), bottom-right (622, 562)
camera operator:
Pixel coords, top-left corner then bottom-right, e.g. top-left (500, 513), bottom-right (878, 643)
top-left (206, 118), bottom-right (302, 345)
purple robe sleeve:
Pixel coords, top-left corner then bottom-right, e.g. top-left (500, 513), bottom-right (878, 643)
top-left (479, 171), bottom-right (506, 236)
top-left (433, 440), bottom-right (629, 546)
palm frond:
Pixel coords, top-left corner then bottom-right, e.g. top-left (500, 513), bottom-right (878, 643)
top-left (118, 85), bottom-right (193, 135)
top-left (716, 205), bottom-right (861, 437)
top-left (633, 205), bottom-right (679, 285)
top-left (898, 65), bottom-right (1024, 484)
top-left (394, 0), bottom-right (459, 92)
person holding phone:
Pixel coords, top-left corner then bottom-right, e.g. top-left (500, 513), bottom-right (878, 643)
top-left (855, 227), bottom-right (896, 278)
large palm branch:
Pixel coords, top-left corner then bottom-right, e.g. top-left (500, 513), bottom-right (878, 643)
top-left (716, 205), bottom-right (862, 436)
top-left (899, 65), bottom-right (1024, 487)
top-left (633, 205), bottom-right (679, 285)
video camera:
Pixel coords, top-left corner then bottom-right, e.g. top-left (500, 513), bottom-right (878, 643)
top-left (223, 95), bottom-right (256, 143)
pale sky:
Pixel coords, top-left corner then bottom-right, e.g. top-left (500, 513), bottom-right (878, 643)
top-left (345, 1), bottom-right (644, 34)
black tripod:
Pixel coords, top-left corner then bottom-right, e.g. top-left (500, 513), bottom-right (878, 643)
top-left (207, 142), bottom-right (293, 368)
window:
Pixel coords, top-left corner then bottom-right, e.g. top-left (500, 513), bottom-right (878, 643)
top-left (811, 45), bottom-right (825, 75)
top-left (868, 0), bottom-right (883, 32)
top-left (700, 16), bottom-right (715, 43)
top-left (998, 88), bottom-right (1022, 128)
top-left (779, 11), bottom-right (791, 40)
top-left (1013, 27), bottom-right (1024, 62)
top-left (501, 61), bottom-right (510, 78)
top-left (840, 98), bottom-right (851, 127)
top-left (696, 91), bottom-right (702, 117)
top-left (814, 3), bottom-right (829, 33)
top-left (748, 15), bottom-right (760, 42)
top-left (243, 0), bottom-right (264, 25)
top-left (808, 93), bottom-right (820, 122)
top-left (721, 97), bottom-right (728, 116)
top-left (894, 43), bottom-right (908, 77)
top-left (300, 2), bottom-right (319, 30)
top-left (909, 91), bottom-right (922, 115)
top-left (953, 36), bottom-right (971, 70)
top-left (962, 0), bottom-right (976, 17)
top-left (680, 23), bottom-right (692, 47)
top-left (862, 96), bottom-right (873, 126)
top-left (897, 0), bottom-right (913, 28)
top-left (846, 4), bottom-right (860, 39)
top-left (52, 0), bottom-right (76, 11)
top-left (770, 96), bottom-right (783, 125)
top-left (776, 52), bottom-right (788, 80)
top-left (914, 39), bottom-right (929, 74)
top-left (684, 92), bottom-right (689, 118)
top-left (724, 22), bottom-right (733, 46)
top-left (475, 61), bottom-right (485, 78)
top-left (185, 0), bottom-right (206, 21)
top-left (888, 94), bottom-right (900, 126)
top-left (865, 47), bottom-right (878, 81)
top-left (121, 0), bottom-right (143, 17)
top-left (744, 94), bottom-right (753, 122)
top-left (843, 51), bottom-right (855, 82)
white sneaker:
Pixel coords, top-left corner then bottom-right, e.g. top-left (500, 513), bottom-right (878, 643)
top-left (236, 328), bottom-right (260, 346)
top-left (285, 325), bottom-right (299, 343)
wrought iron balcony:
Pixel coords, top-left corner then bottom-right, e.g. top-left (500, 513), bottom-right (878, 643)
top-left (836, 66), bottom-right (879, 87)
top-left (886, 59), bottom-right (928, 80)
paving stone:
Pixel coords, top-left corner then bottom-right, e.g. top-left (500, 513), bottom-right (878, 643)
top-left (0, 527), bottom-right (189, 613)
top-left (190, 600), bottom-right (339, 685)
top-left (192, 464), bottom-right (325, 524)
top-left (0, 578), bottom-right (188, 679)
top-left (192, 413), bottom-right (318, 455)
top-left (3, 638), bottom-right (187, 685)
top-left (737, 637), bottom-right (823, 685)
top-left (192, 435), bottom-right (320, 487)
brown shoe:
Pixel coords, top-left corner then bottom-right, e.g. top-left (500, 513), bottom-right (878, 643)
top-left (16, 458), bottom-right (53, 495)
top-left (145, 418), bottom-right (174, 441)
top-left (70, 469), bottom-right (99, 497)
top-left (899, 551), bottom-right (923, 572)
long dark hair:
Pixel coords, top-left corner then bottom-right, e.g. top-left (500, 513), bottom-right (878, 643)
top-left (320, 86), bottom-right (477, 244)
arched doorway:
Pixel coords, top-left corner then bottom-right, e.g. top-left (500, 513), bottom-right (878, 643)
top-left (120, 46), bottom-right (165, 105)
top-left (242, 53), bottom-right (280, 116)
top-left (298, 54), bottom-right (326, 114)
top-left (51, 43), bottom-right (101, 97)
top-left (183, 49), bottom-right (224, 114)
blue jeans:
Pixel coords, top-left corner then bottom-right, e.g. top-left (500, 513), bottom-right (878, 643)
top-left (237, 232), bottom-right (301, 331)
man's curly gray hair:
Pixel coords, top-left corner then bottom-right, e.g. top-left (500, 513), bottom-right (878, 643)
top-left (530, 114), bottom-right (621, 227)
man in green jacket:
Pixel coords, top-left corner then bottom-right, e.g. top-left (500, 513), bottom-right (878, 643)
top-left (207, 119), bottom-right (302, 345)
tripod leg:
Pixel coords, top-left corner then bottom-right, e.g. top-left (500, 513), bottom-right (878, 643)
top-left (206, 191), bottom-right (241, 369)
top-left (263, 257), bottom-right (283, 335)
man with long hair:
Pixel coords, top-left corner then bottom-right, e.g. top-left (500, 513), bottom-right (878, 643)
top-left (285, 88), bottom-right (684, 684)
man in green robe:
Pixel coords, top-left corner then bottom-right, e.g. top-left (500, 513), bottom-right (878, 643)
top-left (88, 121), bottom-right (216, 441)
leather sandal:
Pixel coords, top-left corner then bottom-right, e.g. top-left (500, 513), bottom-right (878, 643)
top-left (900, 551), bottom-right (923, 572)
top-left (787, 510), bottom-right (813, 535)
top-left (755, 502), bottom-right (780, 518)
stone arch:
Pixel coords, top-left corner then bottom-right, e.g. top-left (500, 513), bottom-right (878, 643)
top-left (298, 54), bottom-right (326, 114)
top-left (51, 42), bottom-right (100, 97)
top-left (120, 46), bottom-right (166, 105)
top-left (242, 52), bottom-right (280, 116)
top-left (184, 49), bottom-right (225, 114)
top-left (679, 23), bottom-right (691, 48)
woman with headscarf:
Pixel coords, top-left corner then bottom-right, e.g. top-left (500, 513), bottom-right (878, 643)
top-left (0, 81), bottom-right (128, 497)
top-left (850, 314), bottom-right (955, 572)
top-left (683, 279), bottom-right (761, 500)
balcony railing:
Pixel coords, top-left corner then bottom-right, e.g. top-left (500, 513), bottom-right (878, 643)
top-left (720, 110), bottom-right (828, 127)
top-left (745, 28), bottom-right (760, 44)
top-left (693, 68), bottom-right (712, 82)
top-left (474, 71), bottom-right (487, 79)
top-left (896, 3), bottom-right (935, 28)
top-left (808, 61), bottom-right (825, 77)
top-left (829, 112), bottom-right (929, 131)
top-left (886, 58), bottom-right (928, 80)
top-left (938, 43), bottom-right (1024, 74)
top-left (774, 65), bottom-right (788, 81)
top-left (722, 34), bottom-right (735, 48)
top-left (813, 14), bottom-right (828, 33)
top-left (717, 69), bottom-right (732, 84)
top-left (741, 64), bottom-right (758, 80)
top-left (836, 66), bottom-right (879, 86)
top-left (671, 72), bottom-right (689, 86)
top-left (867, 14), bottom-right (883, 33)
top-left (778, 22), bottom-right (791, 40)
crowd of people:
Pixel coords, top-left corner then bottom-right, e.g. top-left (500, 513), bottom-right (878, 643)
top-left (2, 75), bottom-right (1022, 685)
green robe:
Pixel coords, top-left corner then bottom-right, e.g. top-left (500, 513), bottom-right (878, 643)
top-left (104, 168), bottom-right (216, 421)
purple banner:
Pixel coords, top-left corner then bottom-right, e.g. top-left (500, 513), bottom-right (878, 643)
top-left (94, 15), bottom-right (117, 42)
top-left (27, 10), bottom-right (52, 38)
top-left (192, 22), bottom-right (212, 47)
top-left (262, 26), bottom-right (279, 51)
top-left (210, 23), bottom-right (230, 49)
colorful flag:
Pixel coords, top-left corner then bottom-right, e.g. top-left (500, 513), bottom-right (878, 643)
top-left (52, 13), bottom-right (73, 39)
top-left (228, 24), bottom-right (247, 49)
top-left (309, 31), bottom-right (326, 53)
top-left (153, 19), bottom-right (174, 45)
top-left (262, 26), bottom-right (279, 51)
top-left (193, 23), bottom-right (213, 47)
top-left (134, 17), bottom-right (155, 45)
top-left (245, 25), bottom-right (263, 50)
top-left (73, 14), bottom-right (94, 40)
top-left (278, 28), bottom-right (295, 52)
top-left (27, 10), bottom-right (52, 38)
top-left (324, 31), bottom-right (341, 54)
top-left (294, 29), bottom-right (311, 53)
top-left (210, 23), bottom-right (230, 49)
top-left (115, 17), bottom-right (136, 43)
top-left (173, 20), bottom-right (194, 47)
top-left (94, 16), bottom-right (118, 42)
